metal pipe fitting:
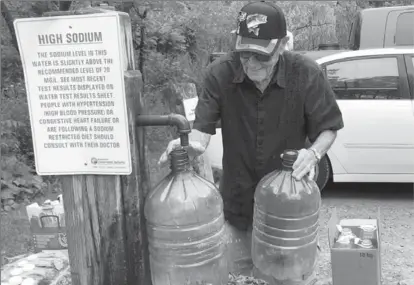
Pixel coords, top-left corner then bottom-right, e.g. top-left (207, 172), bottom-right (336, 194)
top-left (135, 114), bottom-right (191, 147)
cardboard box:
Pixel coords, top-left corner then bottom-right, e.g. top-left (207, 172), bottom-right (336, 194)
top-left (26, 195), bottom-right (67, 252)
top-left (328, 208), bottom-right (381, 285)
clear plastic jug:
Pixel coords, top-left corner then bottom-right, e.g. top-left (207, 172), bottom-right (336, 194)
top-left (144, 149), bottom-right (228, 285)
top-left (252, 149), bottom-right (321, 284)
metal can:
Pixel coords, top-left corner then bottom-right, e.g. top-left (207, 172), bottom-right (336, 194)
top-left (360, 224), bottom-right (377, 240)
top-left (357, 239), bottom-right (373, 249)
top-left (341, 227), bottom-right (354, 237)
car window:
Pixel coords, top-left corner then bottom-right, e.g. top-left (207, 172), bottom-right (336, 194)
top-left (325, 57), bottom-right (401, 100)
top-left (396, 12), bottom-right (414, 46)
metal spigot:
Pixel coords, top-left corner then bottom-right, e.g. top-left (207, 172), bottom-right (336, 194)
top-left (135, 114), bottom-right (191, 147)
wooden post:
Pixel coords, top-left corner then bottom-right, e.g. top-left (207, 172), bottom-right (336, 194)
top-left (61, 71), bottom-right (151, 285)
top-left (14, 3), bottom-right (151, 285)
top-left (41, 4), bottom-right (152, 285)
top-left (163, 83), bottom-right (214, 182)
top-left (122, 71), bottom-right (151, 285)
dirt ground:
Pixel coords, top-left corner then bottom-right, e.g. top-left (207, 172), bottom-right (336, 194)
top-left (315, 183), bottom-right (414, 285)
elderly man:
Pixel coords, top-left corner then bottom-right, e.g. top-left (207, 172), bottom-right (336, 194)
top-left (159, 0), bottom-right (344, 278)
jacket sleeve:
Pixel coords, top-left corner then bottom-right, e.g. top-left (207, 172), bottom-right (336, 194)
top-left (304, 68), bottom-right (344, 143)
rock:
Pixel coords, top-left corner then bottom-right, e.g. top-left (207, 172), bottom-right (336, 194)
top-left (21, 277), bottom-right (37, 285)
top-left (8, 275), bottom-right (23, 285)
top-left (53, 260), bottom-right (64, 271)
top-left (51, 269), bottom-right (71, 285)
top-left (228, 274), bottom-right (268, 285)
top-left (13, 177), bottom-right (27, 187)
top-left (398, 280), bottom-right (414, 285)
top-left (1, 250), bottom-right (69, 285)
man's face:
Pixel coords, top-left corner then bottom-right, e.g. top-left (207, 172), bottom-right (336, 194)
top-left (239, 37), bottom-right (287, 82)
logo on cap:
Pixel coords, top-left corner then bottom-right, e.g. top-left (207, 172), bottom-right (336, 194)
top-left (246, 14), bottom-right (268, 37)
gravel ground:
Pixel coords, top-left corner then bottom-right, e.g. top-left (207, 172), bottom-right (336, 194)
top-left (1, 183), bottom-right (412, 285)
top-left (315, 182), bottom-right (414, 285)
top-left (226, 182), bottom-right (414, 285)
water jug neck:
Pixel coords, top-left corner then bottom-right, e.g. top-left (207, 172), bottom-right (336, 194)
top-left (170, 149), bottom-right (190, 173)
top-left (281, 149), bottom-right (298, 170)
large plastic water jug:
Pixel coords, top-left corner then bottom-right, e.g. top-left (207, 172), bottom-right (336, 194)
top-left (144, 148), bottom-right (228, 285)
top-left (252, 149), bottom-right (321, 284)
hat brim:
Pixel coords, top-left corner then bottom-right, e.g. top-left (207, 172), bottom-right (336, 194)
top-left (234, 35), bottom-right (279, 56)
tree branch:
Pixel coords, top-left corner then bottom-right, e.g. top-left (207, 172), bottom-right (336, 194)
top-left (132, 4), bottom-right (150, 84)
top-left (293, 22), bottom-right (335, 32)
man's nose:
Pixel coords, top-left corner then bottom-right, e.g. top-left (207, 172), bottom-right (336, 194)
top-left (247, 56), bottom-right (261, 66)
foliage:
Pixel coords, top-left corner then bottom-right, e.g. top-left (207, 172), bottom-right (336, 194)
top-left (1, 2), bottom-right (61, 211)
top-left (334, 1), bottom-right (361, 47)
top-left (0, 156), bottom-right (44, 210)
top-left (279, 1), bottom-right (338, 50)
top-left (1, 46), bottom-right (24, 88)
top-left (131, 1), bottom-right (343, 95)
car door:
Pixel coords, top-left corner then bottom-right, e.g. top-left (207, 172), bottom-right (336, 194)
top-left (322, 54), bottom-right (414, 174)
top-left (384, 10), bottom-right (414, 47)
top-left (404, 54), bottom-right (414, 114)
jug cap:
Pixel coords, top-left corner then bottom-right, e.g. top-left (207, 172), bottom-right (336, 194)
top-left (282, 149), bottom-right (298, 163)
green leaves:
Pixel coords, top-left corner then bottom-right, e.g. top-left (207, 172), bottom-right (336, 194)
top-left (0, 156), bottom-right (47, 211)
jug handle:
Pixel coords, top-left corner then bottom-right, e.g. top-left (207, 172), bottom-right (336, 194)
top-left (40, 214), bottom-right (61, 228)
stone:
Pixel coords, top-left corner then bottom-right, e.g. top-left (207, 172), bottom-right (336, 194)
top-left (398, 280), bottom-right (414, 285)
top-left (1, 250), bottom-right (69, 285)
top-left (53, 260), bottom-right (64, 271)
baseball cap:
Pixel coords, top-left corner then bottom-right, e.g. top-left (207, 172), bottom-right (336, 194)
top-left (234, 1), bottom-right (287, 56)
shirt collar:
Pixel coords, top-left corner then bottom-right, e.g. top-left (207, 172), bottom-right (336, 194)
top-left (232, 52), bottom-right (286, 88)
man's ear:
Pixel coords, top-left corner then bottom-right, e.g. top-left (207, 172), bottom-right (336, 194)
top-left (280, 36), bottom-right (289, 47)
top-left (277, 36), bottom-right (290, 52)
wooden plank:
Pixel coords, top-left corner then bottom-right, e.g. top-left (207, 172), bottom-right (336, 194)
top-left (60, 71), bottom-right (151, 285)
top-left (163, 83), bottom-right (214, 182)
top-left (123, 70), bottom-right (152, 285)
top-left (62, 175), bottom-right (127, 285)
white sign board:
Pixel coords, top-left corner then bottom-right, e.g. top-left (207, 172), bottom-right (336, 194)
top-left (14, 13), bottom-right (132, 175)
top-left (183, 97), bottom-right (199, 122)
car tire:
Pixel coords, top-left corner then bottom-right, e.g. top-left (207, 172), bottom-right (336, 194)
top-left (314, 155), bottom-right (331, 191)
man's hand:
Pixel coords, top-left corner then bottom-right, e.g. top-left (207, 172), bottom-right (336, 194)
top-left (291, 148), bottom-right (318, 180)
top-left (158, 138), bottom-right (206, 166)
